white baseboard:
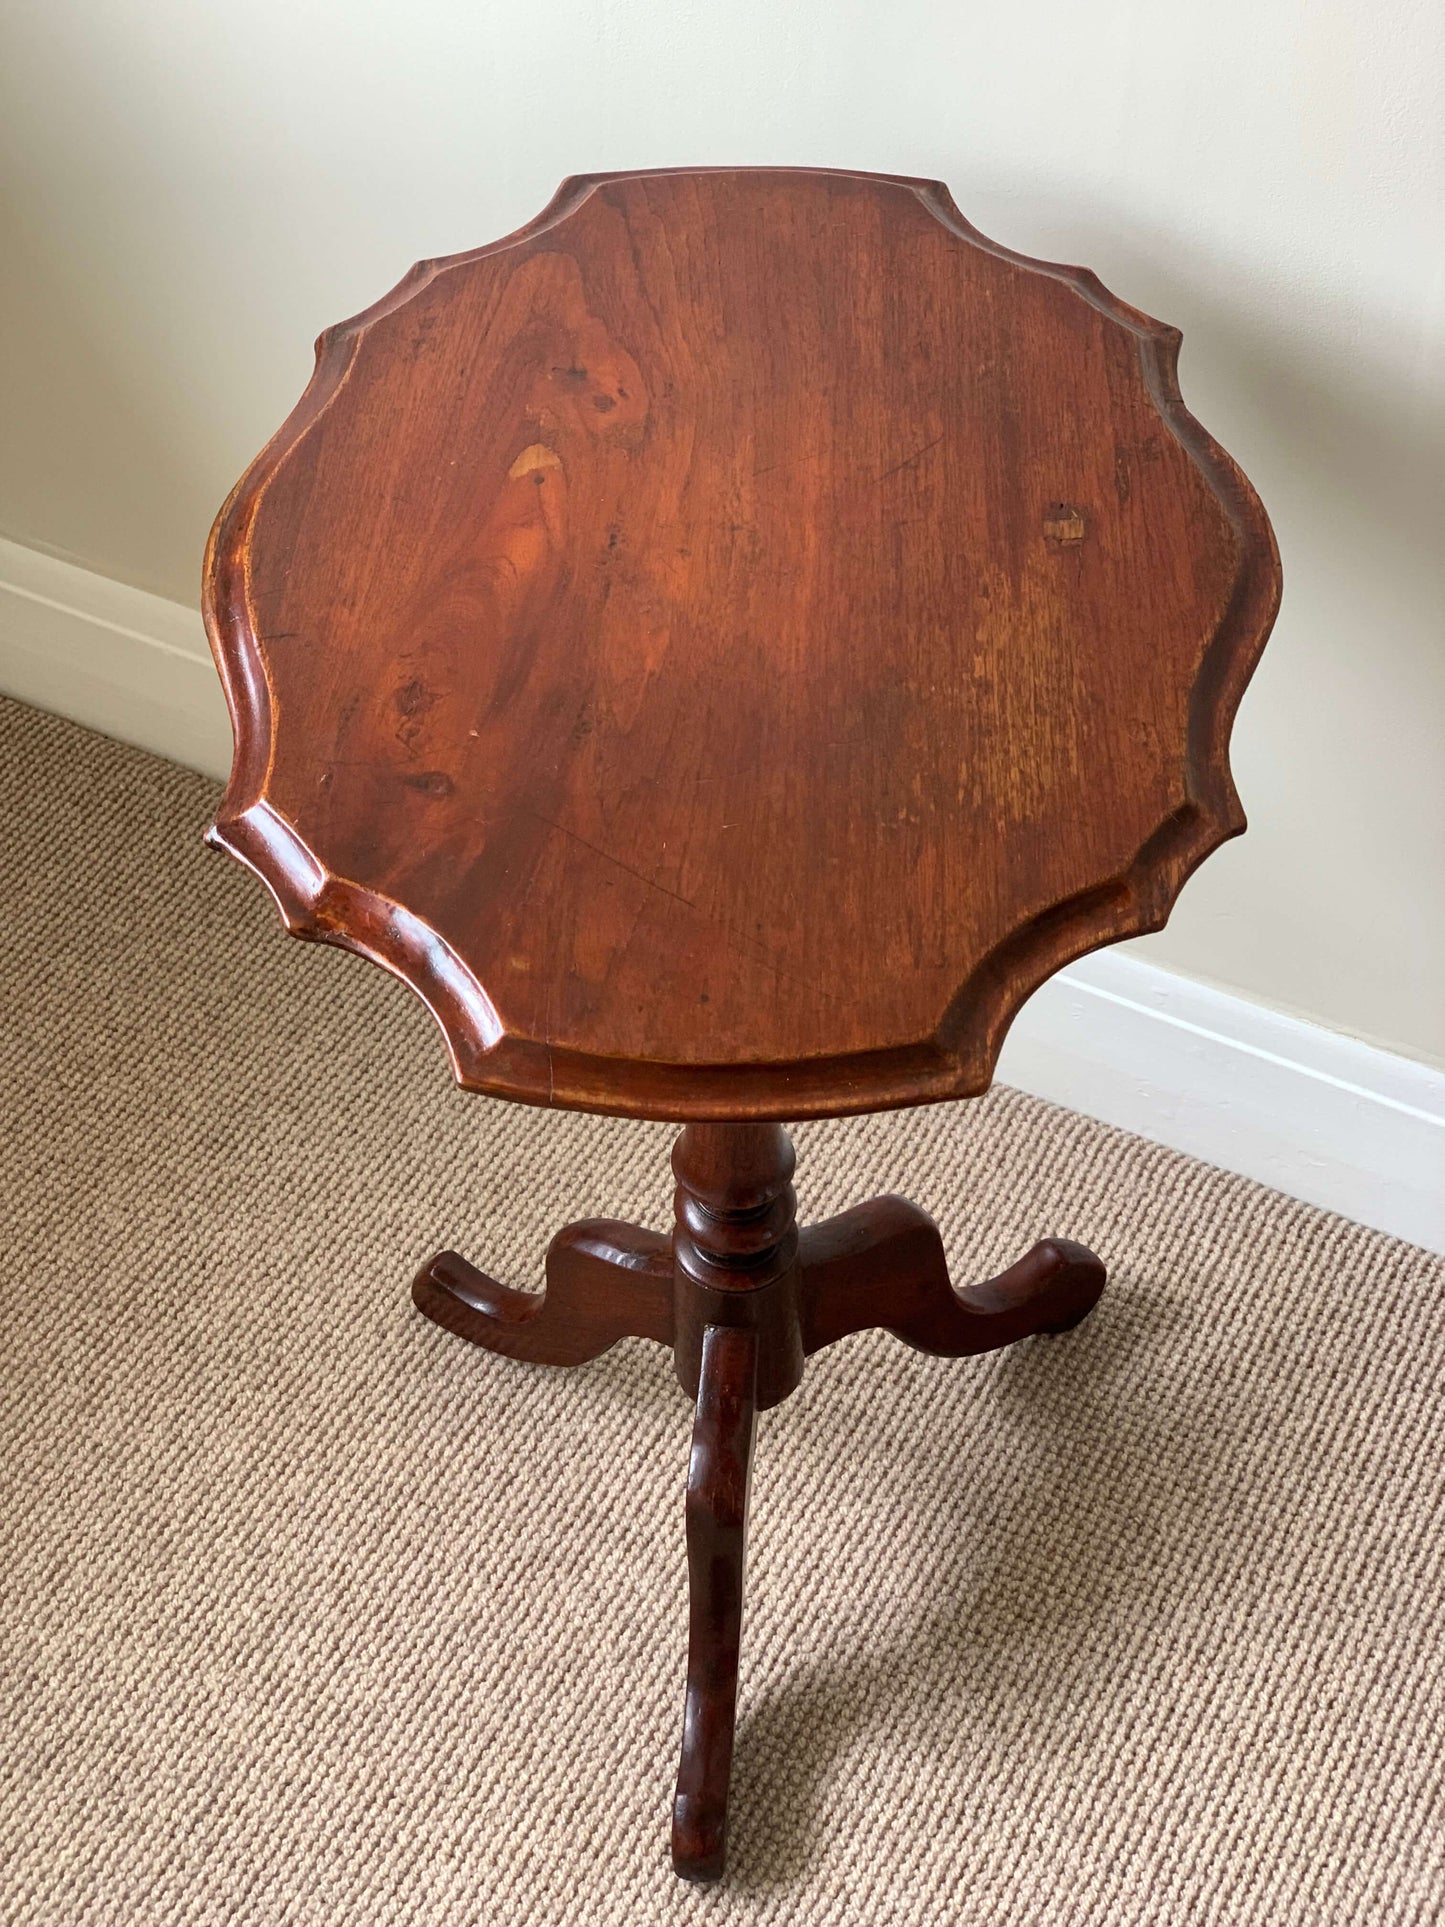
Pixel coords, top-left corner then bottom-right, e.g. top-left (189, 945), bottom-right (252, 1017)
top-left (995, 952), bottom-right (1443, 1254)
top-left (3, 535), bottom-right (1441, 1253)
top-left (0, 534), bottom-right (231, 779)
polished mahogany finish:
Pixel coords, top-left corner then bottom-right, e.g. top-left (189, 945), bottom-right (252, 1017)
top-left (206, 169), bottom-right (1279, 1883)
top-left (204, 166), bottom-right (1280, 1122)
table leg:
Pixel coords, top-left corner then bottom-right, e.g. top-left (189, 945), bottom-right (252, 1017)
top-left (412, 1218), bottom-right (674, 1364)
top-left (672, 1321), bottom-right (759, 1883)
top-left (798, 1196), bottom-right (1105, 1358)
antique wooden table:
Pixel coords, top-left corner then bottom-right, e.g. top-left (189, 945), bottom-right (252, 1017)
top-left (204, 167), bottom-right (1280, 1881)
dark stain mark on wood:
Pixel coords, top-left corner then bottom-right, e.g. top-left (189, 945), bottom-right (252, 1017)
top-left (402, 769), bottom-right (456, 797)
top-left (395, 678), bottom-right (438, 718)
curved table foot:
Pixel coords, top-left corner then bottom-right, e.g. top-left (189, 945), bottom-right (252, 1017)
top-left (413, 1218), bottom-right (674, 1365)
top-left (672, 1324), bottom-right (759, 1883)
top-left (799, 1196), bottom-right (1105, 1358)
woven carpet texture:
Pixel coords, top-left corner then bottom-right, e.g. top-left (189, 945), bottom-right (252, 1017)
top-left (1, 696), bottom-right (1442, 1924)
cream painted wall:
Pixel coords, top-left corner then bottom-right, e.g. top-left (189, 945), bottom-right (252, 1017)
top-left (1, 0), bottom-right (1442, 1067)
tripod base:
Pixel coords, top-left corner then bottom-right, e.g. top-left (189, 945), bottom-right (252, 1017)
top-left (412, 1123), bottom-right (1104, 1881)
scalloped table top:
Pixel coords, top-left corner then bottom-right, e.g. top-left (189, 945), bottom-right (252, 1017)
top-left (204, 167), bottom-right (1280, 1120)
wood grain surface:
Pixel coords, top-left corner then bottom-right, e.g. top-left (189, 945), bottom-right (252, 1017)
top-left (205, 167), bottom-right (1281, 1120)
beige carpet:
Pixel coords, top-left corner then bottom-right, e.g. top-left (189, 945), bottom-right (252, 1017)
top-left (2, 694), bottom-right (1442, 1925)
